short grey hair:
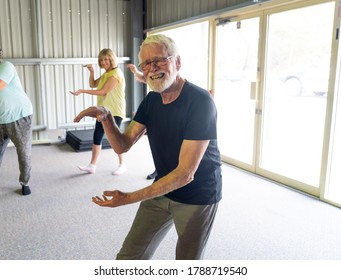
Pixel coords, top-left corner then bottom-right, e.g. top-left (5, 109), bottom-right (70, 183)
top-left (138, 34), bottom-right (179, 64)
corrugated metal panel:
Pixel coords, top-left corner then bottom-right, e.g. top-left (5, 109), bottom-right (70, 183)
top-left (37, 0), bottom-right (131, 58)
top-left (0, 0), bottom-right (131, 134)
top-left (0, 0), bottom-right (36, 57)
top-left (145, 0), bottom-right (250, 28)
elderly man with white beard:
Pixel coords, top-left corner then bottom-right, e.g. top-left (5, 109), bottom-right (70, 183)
top-left (74, 34), bottom-right (222, 260)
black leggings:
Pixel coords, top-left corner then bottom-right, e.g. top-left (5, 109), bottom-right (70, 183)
top-left (93, 116), bottom-right (122, 145)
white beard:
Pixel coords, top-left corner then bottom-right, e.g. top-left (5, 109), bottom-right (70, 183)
top-left (147, 71), bottom-right (177, 93)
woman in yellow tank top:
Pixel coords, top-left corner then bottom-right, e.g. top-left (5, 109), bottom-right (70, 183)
top-left (70, 49), bottom-right (127, 175)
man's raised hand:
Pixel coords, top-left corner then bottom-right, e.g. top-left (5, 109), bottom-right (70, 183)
top-left (74, 106), bottom-right (111, 123)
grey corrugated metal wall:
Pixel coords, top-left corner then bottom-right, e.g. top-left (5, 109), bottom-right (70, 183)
top-left (145, 0), bottom-right (251, 29)
top-left (0, 0), bottom-right (131, 133)
top-left (1, 0), bottom-right (256, 135)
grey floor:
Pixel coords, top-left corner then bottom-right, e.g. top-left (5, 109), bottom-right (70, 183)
top-left (1, 135), bottom-right (341, 260)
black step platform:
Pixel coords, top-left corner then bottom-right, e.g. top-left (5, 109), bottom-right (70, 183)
top-left (66, 129), bottom-right (111, 152)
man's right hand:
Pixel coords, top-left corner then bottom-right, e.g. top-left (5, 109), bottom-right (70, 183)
top-left (73, 106), bottom-right (111, 123)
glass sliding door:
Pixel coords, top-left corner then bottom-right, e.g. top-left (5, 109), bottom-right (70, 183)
top-left (324, 40), bottom-right (341, 206)
top-left (215, 17), bottom-right (260, 168)
top-left (259, 2), bottom-right (335, 190)
top-left (214, 0), bottom-right (336, 198)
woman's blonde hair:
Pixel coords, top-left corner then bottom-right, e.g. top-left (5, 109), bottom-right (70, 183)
top-left (98, 48), bottom-right (118, 68)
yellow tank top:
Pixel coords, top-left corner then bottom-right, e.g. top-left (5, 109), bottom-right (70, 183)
top-left (97, 67), bottom-right (126, 118)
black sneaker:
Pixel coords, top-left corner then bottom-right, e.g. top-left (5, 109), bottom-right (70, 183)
top-left (22, 185), bottom-right (31, 196)
top-left (146, 170), bottom-right (157, 180)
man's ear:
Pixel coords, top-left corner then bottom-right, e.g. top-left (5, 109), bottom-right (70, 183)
top-left (175, 55), bottom-right (181, 71)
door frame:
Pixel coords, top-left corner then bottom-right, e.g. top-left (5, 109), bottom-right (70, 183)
top-left (213, 0), bottom-right (338, 199)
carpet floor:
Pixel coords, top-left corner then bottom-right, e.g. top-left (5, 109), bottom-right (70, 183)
top-left (1, 135), bottom-right (341, 260)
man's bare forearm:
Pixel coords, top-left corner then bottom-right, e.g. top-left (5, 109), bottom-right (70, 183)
top-left (74, 106), bottom-right (144, 154)
top-left (101, 113), bottom-right (133, 154)
top-left (130, 167), bottom-right (192, 202)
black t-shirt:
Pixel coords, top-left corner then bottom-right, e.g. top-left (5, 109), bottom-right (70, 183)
top-left (134, 81), bottom-right (222, 205)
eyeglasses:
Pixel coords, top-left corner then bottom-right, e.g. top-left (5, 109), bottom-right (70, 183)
top-left (138, 56), bottom-right (173, 71)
